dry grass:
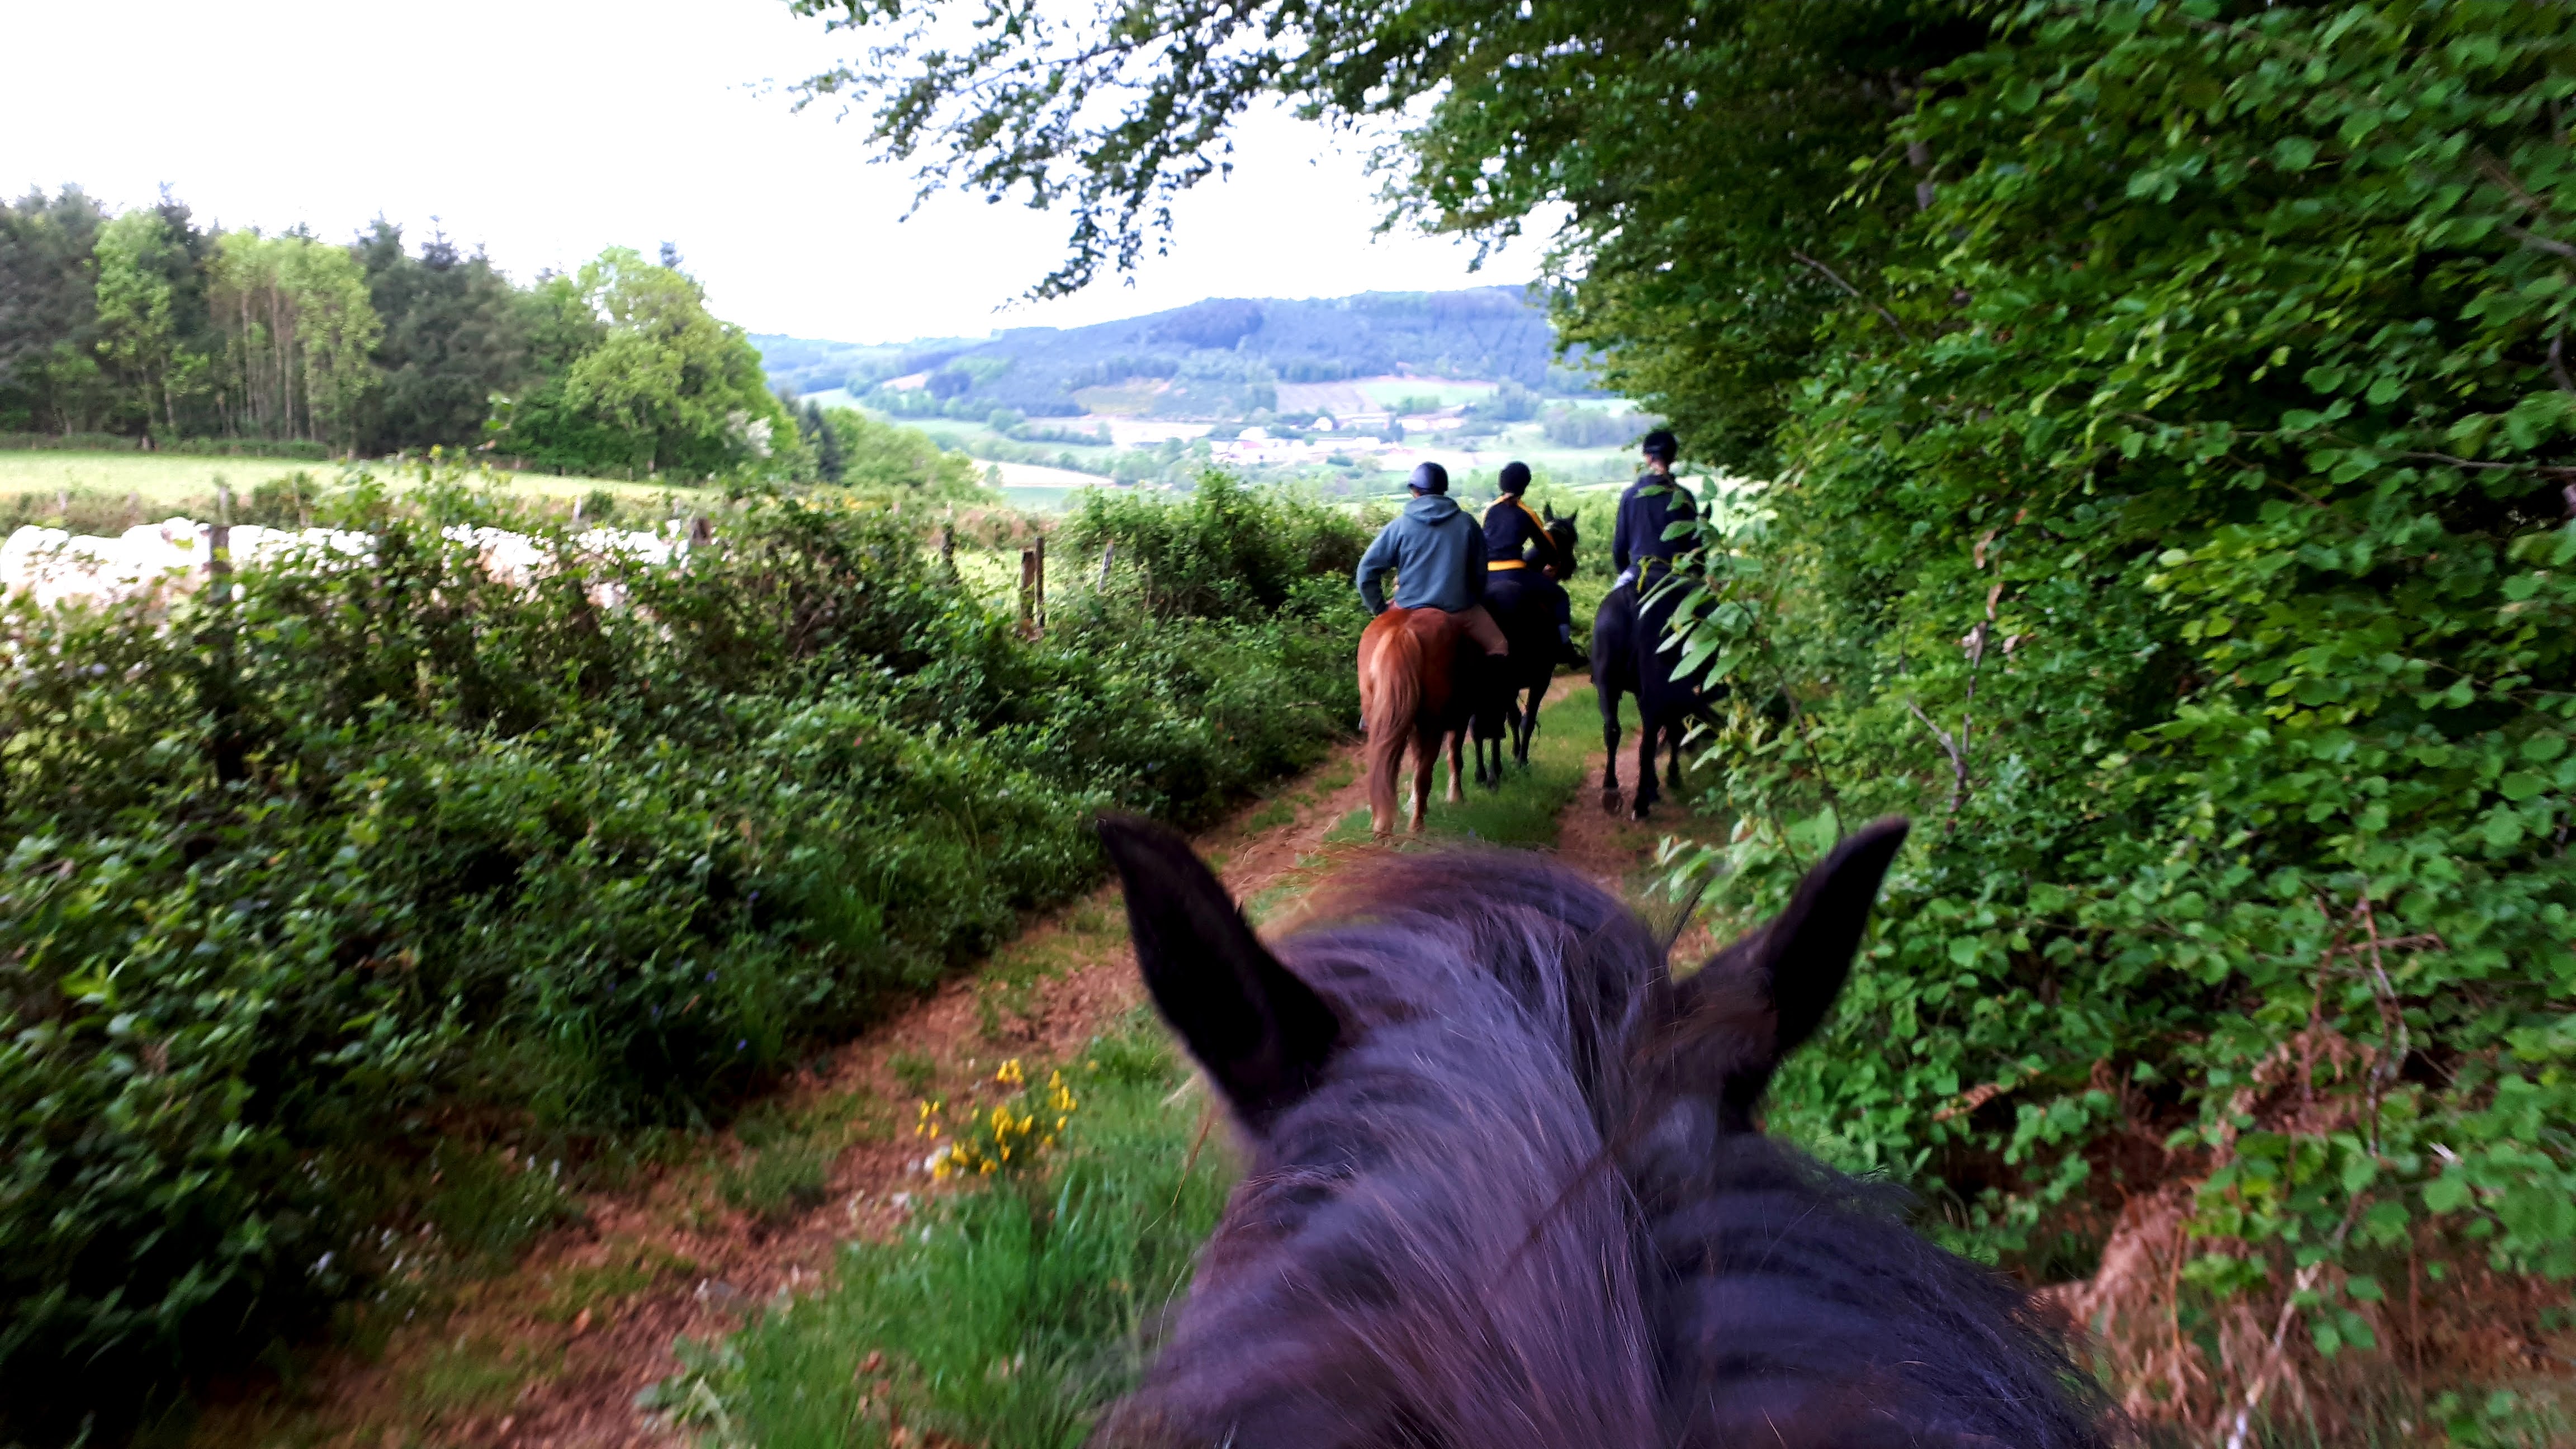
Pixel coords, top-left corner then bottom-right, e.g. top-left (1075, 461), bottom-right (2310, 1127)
top-left (2033, 1024), bottom-right (2572, 1446)
top-left (2049, 1185), bottom-right (2572, 1446)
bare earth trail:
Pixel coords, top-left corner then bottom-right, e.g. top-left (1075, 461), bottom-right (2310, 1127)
top-left (212, 716), bottom-right (1716, 1449)
top-left (205, 746), bottom-right (1379, 1449)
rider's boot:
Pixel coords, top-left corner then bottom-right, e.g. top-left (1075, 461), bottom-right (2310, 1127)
top-left (1559, 623), bottom-right (1585, 669)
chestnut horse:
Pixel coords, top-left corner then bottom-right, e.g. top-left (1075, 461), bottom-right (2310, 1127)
top-left (1357, 607), bottom-right (1481, 836)
top-left (1092, 816), bottom-right (2113, 1449)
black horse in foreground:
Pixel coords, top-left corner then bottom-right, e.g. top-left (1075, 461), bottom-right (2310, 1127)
top-left (1592, 568), bottom-right (1720, 817)
top-left (1471, 508), bottom-right (1580, 786)
top-left (1092, 815), bottom-right (2112, 1449)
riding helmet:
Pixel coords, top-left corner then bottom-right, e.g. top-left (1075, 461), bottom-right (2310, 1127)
top-left (1641, 429), bottom-right (1678, 463)
top-left (1408, 462), bottom-right (1450, 494)
top-left (1498, 461), bottom-right (1532, 494)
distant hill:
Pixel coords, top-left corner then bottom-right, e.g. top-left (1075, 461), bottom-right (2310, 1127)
top-left (752, 287), bottom-right (1601, 424)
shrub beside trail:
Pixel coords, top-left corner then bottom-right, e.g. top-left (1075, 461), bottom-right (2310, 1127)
top-left (0, 465), bottom-right (1364, 1441)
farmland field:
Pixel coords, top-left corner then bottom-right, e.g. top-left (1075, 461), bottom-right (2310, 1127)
top-left (0, 449), bottom-right (702, 511)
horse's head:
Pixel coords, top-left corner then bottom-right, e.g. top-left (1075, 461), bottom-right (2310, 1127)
top-left (1089, 815), bottom-right (1918, 1449)
top-left (1542, 509), bottom-right (1578, 576)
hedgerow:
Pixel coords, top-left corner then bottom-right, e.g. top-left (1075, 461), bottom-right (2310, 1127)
top-left (1659, 0), bottom-right (2576, 1433)
top-left (0, 465), bottom-right (1363, 1441)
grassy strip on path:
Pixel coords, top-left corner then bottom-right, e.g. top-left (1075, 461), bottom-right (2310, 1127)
top-left (655, 688), bottom-right (1603, 1448)
top-left (648, 1017), bottom-right (1226, 1449)
top-left (1321, 681), bottom-right (1599, 848)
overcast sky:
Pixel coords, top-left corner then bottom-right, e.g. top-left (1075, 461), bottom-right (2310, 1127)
top-left (4, 0), bottom-right (1545, 344)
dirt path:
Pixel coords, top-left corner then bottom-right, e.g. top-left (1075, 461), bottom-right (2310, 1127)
top-left (1550, 723), bottom-right (1734, 962)
top-left (203, 747), bottom-right (1377, 1449)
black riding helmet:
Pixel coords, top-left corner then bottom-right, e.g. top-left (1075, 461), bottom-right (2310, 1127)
top-left (1641, 429), bottom-right (1678, 464)
top-left (1497, 461), bottom-right (1532, 495)
top-left (1408, 461), bottom-right (1450, 495)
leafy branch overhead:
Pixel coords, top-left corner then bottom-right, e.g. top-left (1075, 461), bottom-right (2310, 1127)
top-left (784, 0), bottom-right (1971, 473)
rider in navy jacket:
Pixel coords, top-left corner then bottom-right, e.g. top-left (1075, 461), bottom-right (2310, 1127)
top-left (1481, 461), bottom-right (1577, 659)
top-left (1355, 462), bottom-right (1509, 657)
top-left (1611, 429), bottom-right (1697, 581)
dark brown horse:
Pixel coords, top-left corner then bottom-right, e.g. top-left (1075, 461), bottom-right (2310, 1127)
top-left (1092, 816), bottom-right (2111, 1449)
top-left (1357, 607), bottom-right (1480, 836)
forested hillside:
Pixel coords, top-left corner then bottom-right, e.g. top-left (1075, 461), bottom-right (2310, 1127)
top-left (754, 286), bottom-right (1603, 420)
top-left (0, 193), bottom-right (802, 481)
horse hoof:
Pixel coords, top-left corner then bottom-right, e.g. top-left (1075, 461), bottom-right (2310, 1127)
top-left (1600, 789), bottom-right (1623, 815)
top-left (1630, 799), bottom-right (1656, 821)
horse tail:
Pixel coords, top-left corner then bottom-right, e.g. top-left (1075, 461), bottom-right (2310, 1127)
top-left (1361, 613), bottom-right (1423, 837)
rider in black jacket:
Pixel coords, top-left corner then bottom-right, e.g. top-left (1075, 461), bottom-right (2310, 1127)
top-left (1482, 461), bottom-right (1580, 664)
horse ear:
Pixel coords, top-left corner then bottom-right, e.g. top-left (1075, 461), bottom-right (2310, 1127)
top-left (1681, 818), bottom-right (1909, 1107)
top-left (1095, 815), bottom-right (1341, 1129)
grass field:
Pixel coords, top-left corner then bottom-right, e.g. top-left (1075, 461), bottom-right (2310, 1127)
top-left (0, 449), bottom-right (1086, 520)
top-left (0, 449), bottom-right (705, 512)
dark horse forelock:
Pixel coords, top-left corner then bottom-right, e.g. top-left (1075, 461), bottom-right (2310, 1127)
top-left (1094, 829), bottom-right (2113, 1449)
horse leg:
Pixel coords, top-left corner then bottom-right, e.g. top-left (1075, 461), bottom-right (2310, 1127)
top-left (1631, 718), bottom-right (1661, 820)
top-left (1409, 728), bottom-right (1436, 833)
top-left (1446, 730), bottom-right (1466, 803)
top-left (1600, 688), bottom-right (1625, 811)
top-left (1518, 677), bottom-right (1549, 766)
top-left (1667, 728), bottom-right (1687, 793)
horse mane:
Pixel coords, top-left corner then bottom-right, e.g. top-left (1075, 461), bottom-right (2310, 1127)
top-left (1100, 850), bottom-right (2110, 1449)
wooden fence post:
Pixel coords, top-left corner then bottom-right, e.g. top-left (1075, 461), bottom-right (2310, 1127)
top-left (1018, 534), bottom-right (1047, 638)
top-left (1097, 538), bottom-right (1115, 591)
top-left (203, 483), bottom-right (245, 784)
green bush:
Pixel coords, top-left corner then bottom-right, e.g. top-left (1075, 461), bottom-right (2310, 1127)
top-left (1650, 0), bottom-right (2576, 1416)
top-left (1061, 472), bottom-right (1374, 622)
top-left (0, 462), bottom-right (1356, 1441)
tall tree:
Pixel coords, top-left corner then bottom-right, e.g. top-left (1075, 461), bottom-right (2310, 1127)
top-left (0, 187), bottom-right (110, 433)
top-left (91, 209), bottom-right (185, 434)
top-left (493, 248), bottom-right (794, 479)
top-left (355, 220), bottom-right (531, 453)
top-left (803, 397), bottom-right (846, 482)
top-left (208, 230), bottom-right (382, 448)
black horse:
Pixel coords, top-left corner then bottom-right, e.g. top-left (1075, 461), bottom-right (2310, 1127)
top-left (1472, 509), bottom-right (1581, 787)
top-left (1592, 567), bottom-right (1720, 818)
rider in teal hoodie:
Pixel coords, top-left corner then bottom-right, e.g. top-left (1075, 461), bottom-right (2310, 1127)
top-left (1354, 462), bottom-right (1509, 657)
